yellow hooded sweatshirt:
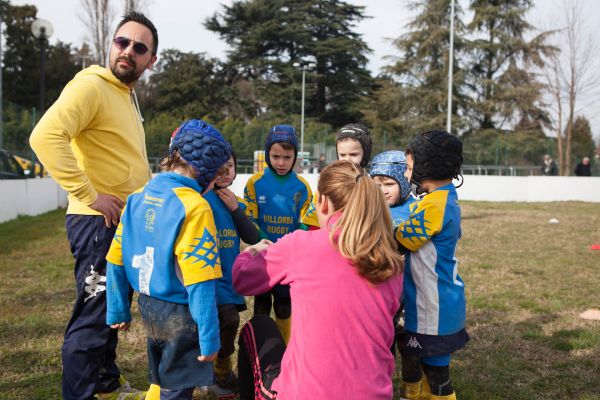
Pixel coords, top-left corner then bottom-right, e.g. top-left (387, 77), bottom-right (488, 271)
top-left (30, 65), bottom-right (152, 215)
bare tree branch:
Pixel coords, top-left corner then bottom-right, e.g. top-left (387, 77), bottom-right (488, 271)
top-left (123, 0), bottom-right (152, 14)
top-left (541, 0), bottom-right (600, 175)
top-left (78, 0), bottom-right (116, 65)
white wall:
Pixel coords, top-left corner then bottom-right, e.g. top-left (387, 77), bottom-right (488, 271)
top-left (455, 175), bottom-right (600, 202)
top-left (0, 178), bottom-right (68, 224)
top-left (230, 174), bottom-right (600, 203)
top-left (1, 174), bottom-right (599, 224)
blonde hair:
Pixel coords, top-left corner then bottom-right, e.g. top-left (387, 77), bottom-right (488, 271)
top-left (318, 160), bottom-right (403, 284)
top-left (160, 150), bottom-right (198, 178)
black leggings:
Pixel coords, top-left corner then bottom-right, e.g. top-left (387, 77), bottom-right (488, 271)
top-left (217, 304), bottom-right (240, 358)
top-left (253, 286), bottom-right (291, 319)
top-left (238, 315), bottom-right (286, 400)
top-left (401, 355), bottom-right (453, 396)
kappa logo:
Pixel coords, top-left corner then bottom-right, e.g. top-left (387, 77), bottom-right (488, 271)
top-left (407, 336), bottom-right (422, 349)
top-left (258, 195), bottom-right (267, 204)
top-left (84, 265), bottom-right (106, 303)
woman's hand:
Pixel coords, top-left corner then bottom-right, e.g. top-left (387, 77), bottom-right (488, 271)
top-left (215, 188), bottom-right (239, 212)
top-left (244, 239), bottom-right (273, 256)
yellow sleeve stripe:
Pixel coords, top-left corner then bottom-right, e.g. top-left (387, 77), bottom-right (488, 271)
top-left (173, 187), bottom-right (223, 286)
top-left (300, 192), bottom-right (320, 227)
top-left (297, 176), bottom-right (314, 219)
top-left (244, 173), bottom-right (261, 219)
top-left (396, 190), bottom-right (447, 251)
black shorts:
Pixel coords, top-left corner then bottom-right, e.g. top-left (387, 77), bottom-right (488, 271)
top-left (399, 328), bottom-right (469, 358)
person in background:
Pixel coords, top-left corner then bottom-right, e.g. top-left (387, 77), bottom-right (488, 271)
top-left (542, 154), bottom-right (558, 176)
top-left (574, 156), bottom-right (592, 176)
top-left (29, 12), bottom-right (158, 400)
top-left (317, 153), bottom-right (327, 172)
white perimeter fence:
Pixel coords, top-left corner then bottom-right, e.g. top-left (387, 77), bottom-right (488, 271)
top-left (1, 175), bottom-right (599, 224)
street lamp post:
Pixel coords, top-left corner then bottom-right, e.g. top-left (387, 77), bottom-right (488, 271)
top-left (293, 62), bottom-right (315, 155)
top-left (0, 15), bottom-right (4, 149)
top-left (446, 0), bottom-right (456, 133)
top-left (31, 19), bottom-right (53, 117)
top-left (31, 19), bottom-right (53, 177)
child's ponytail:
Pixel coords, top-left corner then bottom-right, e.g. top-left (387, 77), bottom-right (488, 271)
top-left (318, 161), bottom-right (403, 284)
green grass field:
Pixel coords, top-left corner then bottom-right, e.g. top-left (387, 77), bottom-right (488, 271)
top-left (1, 202), bottom-right (599, 399)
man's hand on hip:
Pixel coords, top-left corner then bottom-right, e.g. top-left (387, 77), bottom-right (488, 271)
top-left (90, 193), bottom-right (125, 228)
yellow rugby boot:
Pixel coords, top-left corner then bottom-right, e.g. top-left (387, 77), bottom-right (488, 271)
top-left (399, 380), bottom-right (422, 400)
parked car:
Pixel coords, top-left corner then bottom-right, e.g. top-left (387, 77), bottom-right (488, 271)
top-left (13, 154), bottom-right (48, 177)
top-left (0, 149), bottom-right (27, 179)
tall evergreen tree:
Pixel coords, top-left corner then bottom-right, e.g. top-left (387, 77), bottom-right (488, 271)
top-left (205, 0), bottom-right (373, 127)
top-left (365, 0), bottom-right (469, 141)
top-left (570, 115), bottom-right (595, 168)
top-left (144, 49), bottom-right (234, 122)
top-left (467, 0), bottom-right (553, 134)
top-left (2, 3), bottom-right (42, 109)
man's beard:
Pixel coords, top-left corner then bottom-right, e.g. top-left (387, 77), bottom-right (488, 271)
top-left (110, 55), bottom-right (143, 85)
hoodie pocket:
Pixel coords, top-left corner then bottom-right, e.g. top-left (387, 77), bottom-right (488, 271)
top-left (108, 166), bottom-right (133, 193)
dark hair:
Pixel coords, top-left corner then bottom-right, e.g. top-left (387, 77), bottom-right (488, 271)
top-left (115, 11), bottom-right (158, 54)
top-left (273, 142), bottom-right (295, 151)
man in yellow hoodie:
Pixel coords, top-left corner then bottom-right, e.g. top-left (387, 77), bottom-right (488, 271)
top-left (30, 12), bottom-right (158, 400)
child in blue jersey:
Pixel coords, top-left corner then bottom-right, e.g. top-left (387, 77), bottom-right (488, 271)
top-left (105, 119), bottom-right (231, 400)
top-left (244, 125), bottom-right (312, 343)
top-left (370, 150), bottom-right (417, 357)
top-left (300, 123), bottom-right (373, 229)
top-left (202, 152), bottom-right (260, 398)
top-left (369, 150), bottom-right (416, 228)
top-left (395, 130), bottom-right (468, 400)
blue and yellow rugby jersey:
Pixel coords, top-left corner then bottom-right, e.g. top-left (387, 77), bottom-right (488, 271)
top-left (395, 183), bottom-right (465, 336)
top-left (106, 172), bottom-right (222, 304)
top-left (203, 190), bottom-right (247, 306)
top-left (390, 196), bottom-right (418, 228)
top-left (244, 168), bottom-right (312, 242)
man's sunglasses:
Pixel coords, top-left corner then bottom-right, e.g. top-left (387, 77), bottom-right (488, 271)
top-left (113, 37), bottom-right (153, 55)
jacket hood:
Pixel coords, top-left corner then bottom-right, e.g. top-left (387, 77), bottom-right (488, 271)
top-left (75, 65), bottom-right (130, 91)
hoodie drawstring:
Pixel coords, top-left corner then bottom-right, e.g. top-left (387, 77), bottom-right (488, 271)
top-left (131, 89), bottom-right (144, 123)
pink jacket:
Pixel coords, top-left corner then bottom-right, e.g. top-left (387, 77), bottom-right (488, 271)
top-left (233, 223), bottom-right (403, 400)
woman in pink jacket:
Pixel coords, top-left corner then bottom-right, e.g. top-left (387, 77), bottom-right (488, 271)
top-left (232, 160), bottom-right (404, 400)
